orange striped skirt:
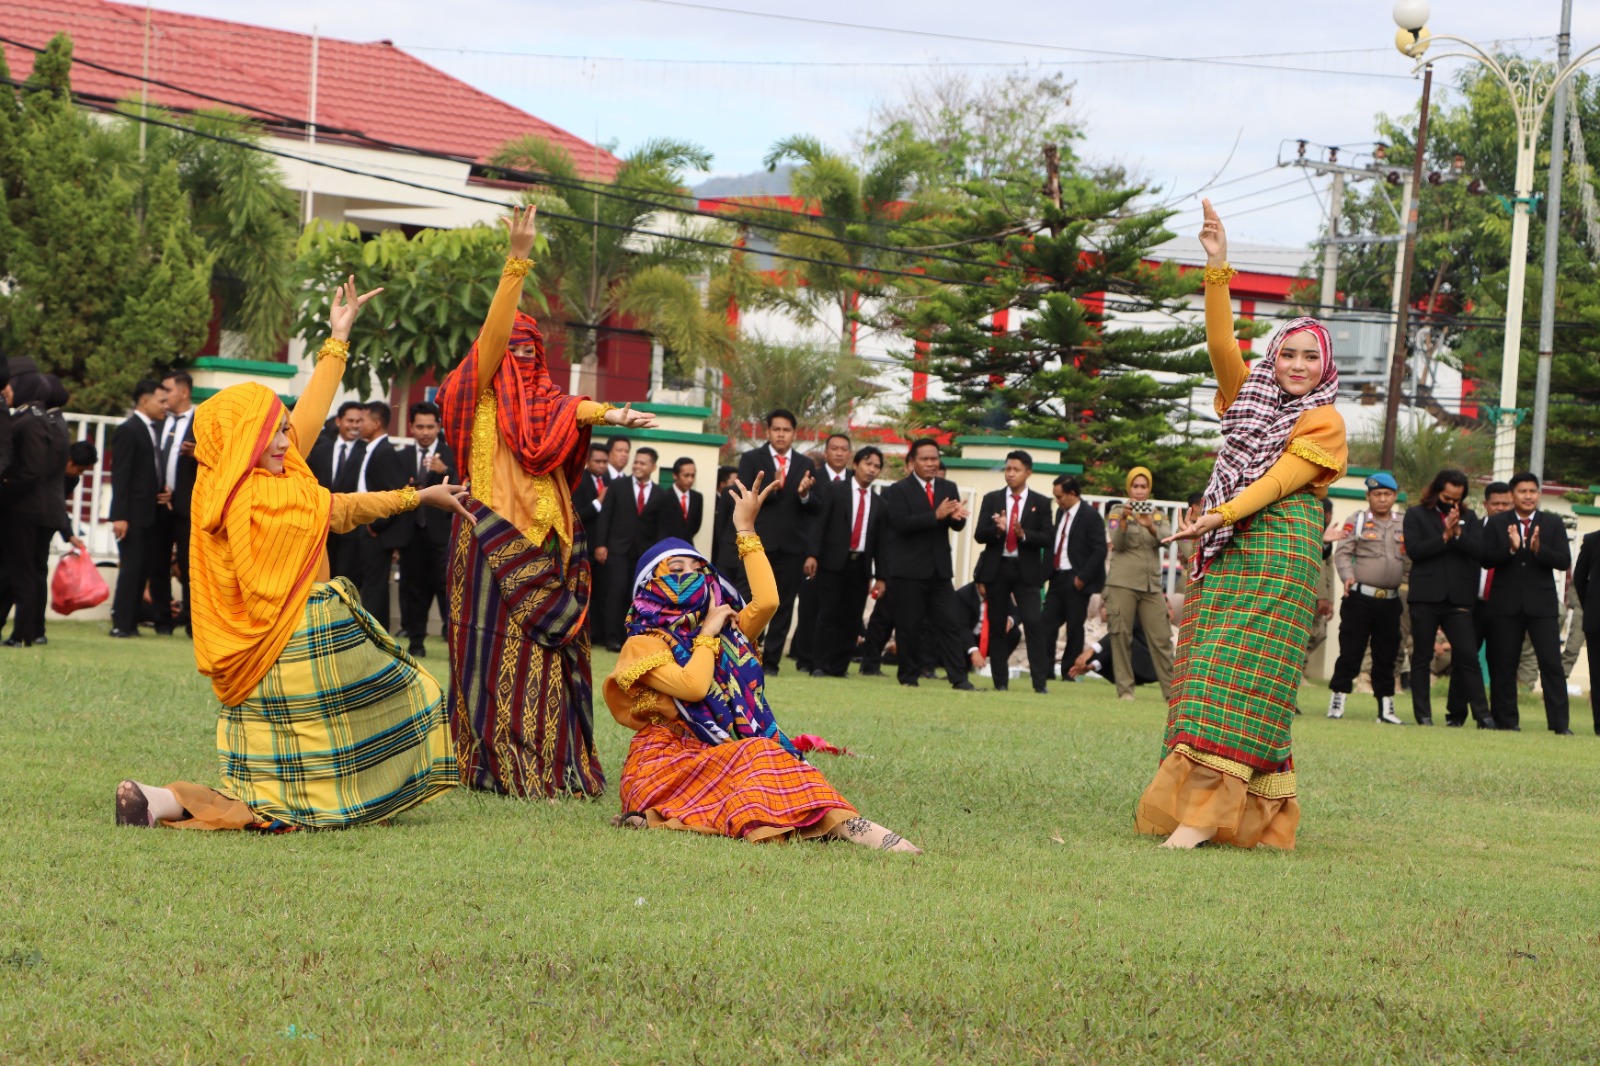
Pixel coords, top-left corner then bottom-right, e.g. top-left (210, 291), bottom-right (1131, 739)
top-left (619, 725), bottom-right (856, 843)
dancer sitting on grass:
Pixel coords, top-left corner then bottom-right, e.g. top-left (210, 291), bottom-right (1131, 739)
top-left (602, 474), bottom-right (921, 852)
top-left (436, 204), bottom-right (654, 799)
top-left (1135, 197), bottom-right (1347, 851)
top-left (116, 279), bottom-right (469, 831)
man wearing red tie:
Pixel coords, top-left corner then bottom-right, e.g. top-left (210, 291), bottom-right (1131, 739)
top-left (972, 451), bottom-right (1054, 693)
top-left (804, 445), bottom-right (885, 677)
top-left (572, 442), bottom-right (614, 641)
top-left (1041, 475), bottom-right (1107, 682)
top-left (593, 446), bottom-right (667, 651)
top-left (1480, 471), bottom-right (1573, 733)
top-left (735, 409), bottom-right (816, 672)
top-left (658, 456), bottom-right (704, 544)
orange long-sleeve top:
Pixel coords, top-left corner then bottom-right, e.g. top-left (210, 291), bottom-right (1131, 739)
top-left (601, 543), bottom-right (778, 731)
top-left (1205, 279), bottom-right (1346, 522)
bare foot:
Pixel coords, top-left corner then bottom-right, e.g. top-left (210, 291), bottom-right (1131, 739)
top-left (611, 811), bottom-right (648, 829)
top-left (830, 816), bottom-right (923, 855)
top-left (1160, 823), bottom-right (1218, 850)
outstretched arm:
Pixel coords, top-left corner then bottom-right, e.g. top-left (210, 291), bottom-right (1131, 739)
top-left (291, 277), bottom-right (382, 455)
top-left (474, 206), bottom-right (538, 393)
top-left (1199, 198), bottom-right (1249, 411)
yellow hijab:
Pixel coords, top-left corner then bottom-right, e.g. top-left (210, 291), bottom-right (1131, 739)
top-left (189, 383), bottom-right (331, 705)
top-left (1125, 466), bottom-right (1153, 496)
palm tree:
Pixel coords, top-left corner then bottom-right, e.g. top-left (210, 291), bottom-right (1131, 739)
top-left (489, 136), bottom-right (733, 397)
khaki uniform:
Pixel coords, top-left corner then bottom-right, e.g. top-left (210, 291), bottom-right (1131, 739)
top-left (1330, 508), bottom-right (1408, 700)
top-left (1104, 505), bottom-right (1174, 699)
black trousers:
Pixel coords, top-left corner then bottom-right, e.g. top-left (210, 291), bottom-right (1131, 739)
top-left (1487, 613), bottom-right (1569, 732)
top-left (986, 559), bottom-right (1046, 690)
top-left (811, 554), bottom-right (871, 676)
top-left (1587, 637), bottom-right (1600, 735)
top-left (172, 512), bottom-right (191, 631)
top-left (1410, 601), bottom-right (1487, 725)
top-left (399, 535), bottom-right (449, 644)
top-left (1041, 570), bottom-right (1092, 679)
top-left (791, 570), bottom-right (819, 669)
top-left (859, 587), bottom-right (894, 672)
top-left (0, 519), bottom-right (49, 643)
top-left (889, 575), bottom-right (968, 687)
top-left (146, 506), bottom-right (177, 631)
top-left (1329, 592), bottom-right (1403, 698)
top-left (1446, 601), bottom-right (1491, 718)
top-left (758, 550), bottom-right (806, 668)
top-left (602, 549), bottom-right (640, 649)
top-left (111, 521), bottom-right (163, 633)
top-left (329, 533), bottom-right (362, 584)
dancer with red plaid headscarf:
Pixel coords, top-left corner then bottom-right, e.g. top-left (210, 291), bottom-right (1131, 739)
top-left (1135, 199), bottom-right (1348, 851)
top-left (436, 206), bottom-right (655, 798)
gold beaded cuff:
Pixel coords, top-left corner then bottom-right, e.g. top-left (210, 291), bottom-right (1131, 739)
top-left (504, 256), bottom-right (533, 278)
top-left (581, 403), bottom-right (616, 427)
top-left (1208, 502), bottom-right (1239, 527)
top-left (692, 635), bottom-right (720, 652)
top-left (397, 485), bottom-right (420, 512)
top-left (318, 337), bottom-right (350, 360)
top-left (1202, 264), bottom-right (1237, 287)
top-left (736, 533), bottom-right (763, 558)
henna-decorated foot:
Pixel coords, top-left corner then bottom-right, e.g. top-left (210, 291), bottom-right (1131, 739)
top-left (115, 780), bottom-right (154, 828)
top-left (611, 811), bottom-right (648, 830)
top-left (831, 816), bottom-right (922, 855)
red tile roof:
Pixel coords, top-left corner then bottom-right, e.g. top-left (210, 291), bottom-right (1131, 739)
top-left (2, 0), bottom-right (620, 178)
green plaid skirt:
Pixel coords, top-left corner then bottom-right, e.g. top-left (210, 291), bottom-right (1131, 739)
top-left (1162, 493), bottom-right (1321, 774)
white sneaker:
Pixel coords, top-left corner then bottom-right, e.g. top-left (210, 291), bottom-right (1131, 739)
top-left (1327, 692), bottom-right (1346, 719)
top-left (1377, 696), bottom-right (1405, 725)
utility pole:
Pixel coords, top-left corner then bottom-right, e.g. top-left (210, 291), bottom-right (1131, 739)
top-left (1380, 63), bottom-right (1434, 471)
top-left (1320, 169), bottom-right (1346, 311)
top-left (1530, 0), bottom-right (1574, 479)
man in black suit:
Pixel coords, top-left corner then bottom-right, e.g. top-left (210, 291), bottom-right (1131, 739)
top-left (572, 442), bottom-right (615, 642)
top-left (352, 401), bottom-right (409, 631)
top-left (1041, 475), bottom-right (1107, 680)
top-left (311, 401), bottom-right (369, 581)
top-left (1404, 468), bottom-right (1491, 728)
top-left (658, 456), bottom-right (704, 544)
top-left (793, 433), bottom-right (855, 673)
top-left (735, 409), bottom-right (816, 672)
top-left (108, 378), bottom-right (170, 638)
top-left (1573, 528), bottom-right (1600, 735)
top-left (881, 438), bottom-right (975, 691)
top-left (155, 370), bottom-right (198, 636)
top-left (972, 450), bottom-right (1054, 693)
top-left (594, 445), bottom-right (667, 650)
top-left (397, 401), bottom-right (457, 657)
top-left (804, 445), bottom-right (884, 677)
top-left (709, 465), bottom-right (739, 575)
top-left (1480, 471), bottom-right (1572, 733)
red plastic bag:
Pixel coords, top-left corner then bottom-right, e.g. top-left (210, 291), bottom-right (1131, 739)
top-left (791, 734), bottom-right (852, 757)
top-left (51, 550), bottom-right (110, 615)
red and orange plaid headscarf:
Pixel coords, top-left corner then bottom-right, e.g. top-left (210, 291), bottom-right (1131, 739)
top-left (435, 311), bottom-right (590, 489)
top-left (189, 383), bottom-right (331, 705)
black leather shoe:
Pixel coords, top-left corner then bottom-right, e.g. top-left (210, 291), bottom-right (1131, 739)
top-left (1034, 685), bottom-right (1049, 695)
top-left (108, 628), bottom-right (139, 638)
top-left (858, 667), bottom-right (882, 676)
top-left (1554, 729), bottom-right (1575, 736)
top-left (899, 679), bottom-right (919, 688)
top-left (1476, 719), bottom-right (1496, 729)
top-left (809, 669), bottom-right (829, 678)
top-left (920, 668), bottom-right (938, 680)
top-left (766, 663), bottom-right (781, 675)
top-left (951, 680), bottom-right (977, 691)
top-left (1, 638), bottom-right (30, 648)
top-left (605, 642), bottom-right (622, 653)
top-left (409, 644), bottom-right (427, 658)
top-left (1445, 720), bottom-right (1465, 728)
top-left (154, 627), bottom-right (174, 636)
top-left (1417, 717), bottom-right (1434, 726)
top-left (32, 636), bottom-right (46, 646)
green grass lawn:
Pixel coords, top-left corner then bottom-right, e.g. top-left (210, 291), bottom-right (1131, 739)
top-left (4, 622), bottom-right (1599, 1063)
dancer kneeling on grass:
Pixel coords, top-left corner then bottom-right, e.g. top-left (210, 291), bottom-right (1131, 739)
top-left (1134, 197), bottom-right (1347, 851)
top-left (115, 279), bottom-right (469, 831)
top-left (602, 474), bottom-right (920, 852)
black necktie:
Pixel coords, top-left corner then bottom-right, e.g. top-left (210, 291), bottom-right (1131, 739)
top-left (334, 441), bottom-right (348, 481)
top-left (148, 419), bottom-right (164, 475)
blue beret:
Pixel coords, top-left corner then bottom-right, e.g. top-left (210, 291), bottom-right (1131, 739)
top-left (1365, 472), bottom-right (1399, 492)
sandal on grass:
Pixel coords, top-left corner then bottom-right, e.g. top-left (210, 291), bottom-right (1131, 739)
top-left (115, 780), bottom-right (155, 828)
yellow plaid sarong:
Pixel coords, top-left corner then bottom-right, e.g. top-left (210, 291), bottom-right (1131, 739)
top-left (216, 578), bottom-right (457, 828)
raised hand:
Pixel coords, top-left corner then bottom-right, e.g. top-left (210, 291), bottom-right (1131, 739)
top-left (1198, 197), bottom-right (1228, 266)
top-left (797, 470), bottom-right (815, 498)
top-left (730, 471), bottom-right (781, 531)
top-left (604, 403), bottom-right (658, 429)
top-left (699, 603), bottom-right (737, 639)
top-left (1530, 523), bottom-right (1542, 554)
top-left (1508, 523), bottom-right (1523, 552)
top-left (416, 479), bottom-right (472, 522)
top-left (329, 275), bottom-right (384, 341)
top-left (935, 497), bottom-right (961, 520)
top-left (504, 204), bottom-right (538, 260)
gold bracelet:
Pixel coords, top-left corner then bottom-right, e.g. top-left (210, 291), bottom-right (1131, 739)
top-left (581, 402), bottom-right (616, 427)
top-left (736, 533), bottom-right (763, 558)
top-left (504, 256), bottom-right (533, 278)
top-left (1202, 264), bottom-right (1237, 287)
top-left (692, 635), bottom-right (720, 652)
top-left (318, 337), bottom-right (350, 360)
top-left (1208, 502), bottom-right (1238, 527)
top-left (397, 485), bottom-right (420, 512)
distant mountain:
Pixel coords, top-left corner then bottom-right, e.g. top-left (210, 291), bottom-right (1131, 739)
top-left (692, 166), bottom-right (793, 198)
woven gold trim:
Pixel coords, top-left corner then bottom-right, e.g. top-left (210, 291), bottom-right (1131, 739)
top-left (1202, 264), bottom-right (1237, 287)
top-left (581, 402), bottom-right (615, 427)
top-left (617, 650), bottom-right (674, 692)
top-left (471, 389), bottom-right (497, 506)
top-left (1173, 744), bottom-right (1296, 799)
top-left (1209, 502), bottom-right (1239, 527)
top-left (1246, 769), bottom-right (1298, 800)
top-left (1286, 436), bottom-right (1341, 472)
top-left (504, 256), bottom-right (533, 278)
top-left (692, 635), bottom-right (720, 652)
top-left (397, 485), bottom-right (419, 512)
top-left (736, 533), bottom-right (763, 558)
top-left (631, 686), bottom-right (661, 718)
top-left (1174, 743), bottom-right (1252, 781)
top-left (317, 337), bottom-right (350, 361)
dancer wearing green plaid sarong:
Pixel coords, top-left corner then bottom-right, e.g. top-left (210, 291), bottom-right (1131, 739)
top-left (1137, 199), bottom-right (1347, 851)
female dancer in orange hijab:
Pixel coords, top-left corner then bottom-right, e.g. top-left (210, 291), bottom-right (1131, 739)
top-left (115, 280), bottom-right (473, 831)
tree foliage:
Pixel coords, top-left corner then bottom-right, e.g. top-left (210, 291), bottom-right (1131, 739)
top-left (708, 336), bottom-right (881, 434)
top-left (0, 34), bottom-right (212, 412)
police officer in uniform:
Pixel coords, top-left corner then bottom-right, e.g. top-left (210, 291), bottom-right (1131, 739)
top-left (1328, 472), bottom-right (1408, 724)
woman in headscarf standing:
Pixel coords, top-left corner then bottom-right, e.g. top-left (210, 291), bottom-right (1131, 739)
top-left (1136, 199), bottom-right (1347, 851)
top-left (114, 280), bottom-right (470, 831)
top-left (1103, 466), bottom-right (1175, 702)
top-left (435, 206), bottom-right (654, 799)
top-left (602, 475), bottom-right (921, 851)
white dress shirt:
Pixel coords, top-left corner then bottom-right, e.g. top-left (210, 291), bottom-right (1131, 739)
top-left (160, 407), bottom-right (193, 490)
top-left (355, 435), bottom-right (387, 493)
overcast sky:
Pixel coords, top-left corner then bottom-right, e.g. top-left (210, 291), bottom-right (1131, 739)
top-left (133, 1), bottom-right (1591, 252)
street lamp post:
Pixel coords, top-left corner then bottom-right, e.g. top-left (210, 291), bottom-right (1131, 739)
top-left (1393, 1), bottom-right (1600, 480)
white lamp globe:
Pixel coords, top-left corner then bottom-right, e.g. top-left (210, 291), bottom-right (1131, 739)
top-left (1393, 0), bottom-right (1430, 31)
